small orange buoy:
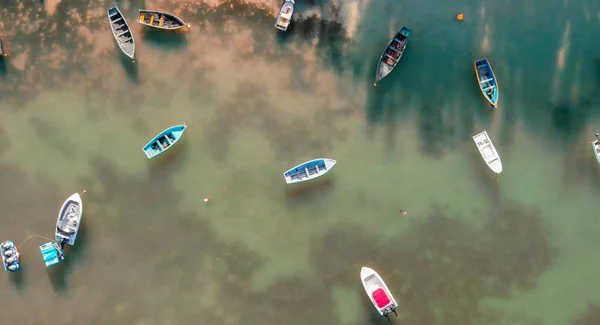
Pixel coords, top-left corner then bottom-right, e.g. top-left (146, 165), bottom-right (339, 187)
top-left (457, 13), bottom-right (464, 21)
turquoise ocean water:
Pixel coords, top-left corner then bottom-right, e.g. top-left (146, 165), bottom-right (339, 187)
top-left (1, 0), bottom-right (600, 324)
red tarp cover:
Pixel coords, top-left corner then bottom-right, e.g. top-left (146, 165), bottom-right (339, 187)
top-left (372, 288), bottom-right (391, 308)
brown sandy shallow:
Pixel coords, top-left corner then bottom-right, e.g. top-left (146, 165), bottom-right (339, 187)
top-left (0, 0), bottom-right (599, 325)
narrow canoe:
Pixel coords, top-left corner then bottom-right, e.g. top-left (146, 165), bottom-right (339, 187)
top-left (474, 58), bottom-right (499, 107)
top-left (360, 267), bottom-right (398, 319)
top-left (592, 133), bottom-right (600, 165)
top-left (142, 124), bottom-right (187, 159)
top-left (55, 193), bottom-right (83, 247)
top-left (472, 130), bottom-right (502, 174)
top-left (374, 27), bottom-right (411, 86)
top-left (283, 158), bottom-right (336, 184)
top-left (1, 241), bottom-right (20, 272)
top-left (138, 10), bottom-right (190, 30)
top-left (107, 6), bottom-right (136, 61)
top-left (274, 0), bottom-right (295, 31)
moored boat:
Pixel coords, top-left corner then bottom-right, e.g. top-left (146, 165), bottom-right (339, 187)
top-left (1, 240), bottom-right (20, 272)
top-left (39, 242), bottom-right (64, 268)
top-left (274, 0), bottom-right (295, 31)
top-left (56, 193), bottom-right (83, 247)
top-left (283, 158), bottom-right (336, 184)
top-left (138, 10), bottom-right (190, 30)
top-left (374, 27), bottom-right (411, 86)
top-left (591, 133), bottom-right (600, 165)
top-left (360, 267), bottom-right (398, 320)
top-left (472, 130), bottom-right (502, 174)
top-left (474, 58), bottom-right (499, 107)
top-left (0, 39), bottom-right (7, 57)
top-left (142, 124), bottom-right (187, 159)
top-left (107, 6), bottom-right (136, 61)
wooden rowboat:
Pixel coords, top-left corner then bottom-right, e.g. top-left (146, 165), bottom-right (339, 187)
top-left (591, 133), bottom-right (600, 165)
top-left (374, 27), bottom-right (411, 86)
top-left (474, 58), bottom-right (499, 107)
top-left (142, 124), bottom-right (187, 159)
top-left (107, 6), bottom-right (136, 61)
top-left (138, 10), bottom-right (190, 30)
top-left (283, 158), bottom-right (336, 184)
top-left (473, 130), bottom-right (502, 174)
top-left (274, 0), bottom-right (295, 31)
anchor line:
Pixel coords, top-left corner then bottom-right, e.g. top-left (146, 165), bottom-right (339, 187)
top-left (17, 235), bottom-right (53, 250)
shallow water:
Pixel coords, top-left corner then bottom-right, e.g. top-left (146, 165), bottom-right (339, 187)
top-left (1, 0), bottom-right (600, 324)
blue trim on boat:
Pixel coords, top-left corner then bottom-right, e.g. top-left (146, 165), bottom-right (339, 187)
top-left (142, 124), bottom-right (187, 159)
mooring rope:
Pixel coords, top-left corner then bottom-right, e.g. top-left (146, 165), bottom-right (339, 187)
top-left (17, 235), bottom-right (53, 250)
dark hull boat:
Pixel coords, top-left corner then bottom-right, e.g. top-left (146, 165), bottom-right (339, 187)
top-left (474, 58), bottom-right (499, 107)
top-left (0, 39), bottom-right (7, 57)
top-left (107, 6), bottom-right (136, 61)
top-left (374, 27), bottom-right (411, 86)
top-left (138, 10), bottom-right (190, 30)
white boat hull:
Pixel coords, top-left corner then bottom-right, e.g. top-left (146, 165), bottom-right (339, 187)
top-left (592, 140), bottom-right (600, 165)
top-left (55, 193), bottom-right (83, 246)
top-left (360, 267), bottom-right (398, 317)
top-left (472, 130), bottom-right (502, 174)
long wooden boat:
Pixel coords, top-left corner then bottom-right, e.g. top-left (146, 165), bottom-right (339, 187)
top-left (360, 267), bottom-right (398, 320)
top-left (138, 10), bottom-right (190, 30)
top-left (142, 124), bottom-right (187, 159)
top-left (474, 58), bottom-right (499, 107)
top-left (472, 130), bottom-right (502, 174)
top-left (283, 158), bottom-right (336, 184)
top-left (1, 240), bottom-right (20, 272)
top-left (107, 6), bottom-right (136, 61)
top-left (374, 27), bottom-right (411, 86)
top-left (55, 193), bottom-right (83, 247)
top-left (274, 0), bottom-right (295, 31)
top-left (592, 133), bottom-right (600, 165)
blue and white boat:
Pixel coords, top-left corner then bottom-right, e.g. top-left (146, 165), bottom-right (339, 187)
top-left (592, 133), bottom-right (600, 165)
top-left (274, 0), bottom-right (295, 31)
top-left (1, 240), bottom-right (20, 272)
top-left (374, 27), bottom-right (411, 86)
top-left (39, 242), bottom-right (64, 268)
top-left (474, 58), bottom-right (499, 108)
top-left (56, 193), bottom-right (83, 247)
top-left (142, 124), bottom-right (187, 159)
top-left (473, 130), bottom-right (502, 174)
top-left (283, 158), bottom-right (337, 184)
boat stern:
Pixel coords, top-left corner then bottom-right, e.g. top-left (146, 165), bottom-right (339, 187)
top-left (39, 242), bottom-right (65, 268)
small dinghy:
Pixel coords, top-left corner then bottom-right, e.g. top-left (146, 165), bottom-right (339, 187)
top-left (1, 240), bottom-right (20, 272)
top-left (274, 0), bottom-right (295, 31)
top-left (591, 133), bottom-right (600, 165)
top-left (474, 58), bottom-right (499, 107)
top-left (107, 6), bottom-right (136, 61)
top-left (39, 242), bottom-right (64, 268)
top-left (361, 267), bottom-right (398, 321)
top-left (142, 124), bottom-right (187, 159)
top-left (138, 10), bottom-right (190, 30)
top-left (283, 158), bottom-right (336, 184)
top-left (0, 39), bottom-right (7, 57)
top-left (374, 27), bottom-right (411, 86)
top-left (55, 193), bottom-right (83, 247)
top-left (473, 130), bottom-right (502, 174)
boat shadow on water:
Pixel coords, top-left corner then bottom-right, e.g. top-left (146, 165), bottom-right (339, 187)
top-left (148, 140), bottom-right (187, 178)
top-left (466, 143), bottom-right (501, 202)
top-left (0, 57), bottom-right (7, 77)
top-left (115, 48), bottom-right (139, 83)
top-left (142, 28), bottom-right (188, 52)
top-left (8, 264), bottom-right (25, 289)
top-left (284, 176), bottom-right (334, 205)
top-left (46, 220), bottom-right (89, 294)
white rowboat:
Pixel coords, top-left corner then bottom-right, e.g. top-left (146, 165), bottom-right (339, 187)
top-left (472, 130), bottom-right (502, 174)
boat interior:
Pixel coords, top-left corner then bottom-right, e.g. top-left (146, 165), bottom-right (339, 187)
top-left (110, 14), bottom-right (133, 43)
top-left (150, 133), bottom-right (177, 151)
top-left (287, 161), bottom-right (327, 180)
top-left (141, 12), bottom-right (183, 28)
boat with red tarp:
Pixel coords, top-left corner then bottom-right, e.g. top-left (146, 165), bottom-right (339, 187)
top-left (360, 266), bottom-right (398, 321)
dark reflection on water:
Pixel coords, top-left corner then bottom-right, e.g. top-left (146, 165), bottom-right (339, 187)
top-left (142, 28), bottom-right (189, 52)
top-left (116, 49), bottom-right (140, 83)
top-left (284, 177), bottom-right (334, 205)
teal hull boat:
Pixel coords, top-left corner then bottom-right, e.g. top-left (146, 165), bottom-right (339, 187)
top-left (142, 124), bottom-right (187, 159)
top-left (474, 58), bottom-right (499, 107)
top-left (39, 242), bottom-right (64, 268)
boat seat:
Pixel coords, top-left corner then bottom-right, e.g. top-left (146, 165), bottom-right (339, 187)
top-left (478, 63), bottom-right (488, 68)
top-left (482, 85), bottom-right (496, 91)
top-left (372, 288), bottom-right (391, 308)
top-left (480, 78), bottom-right (494, 83)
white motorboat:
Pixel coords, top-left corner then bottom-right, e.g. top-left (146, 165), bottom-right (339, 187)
top-left (55, 193), bottom-right (83, 247)
top-left (360, 266), bottom-right (398, 320)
